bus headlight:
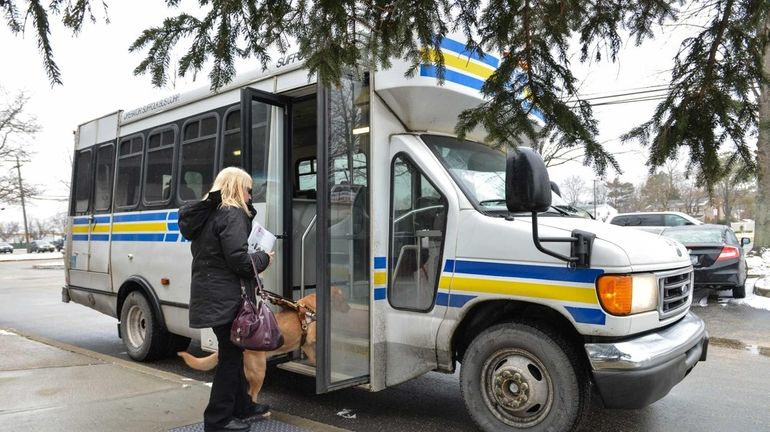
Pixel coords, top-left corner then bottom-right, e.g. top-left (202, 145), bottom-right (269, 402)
top-left (597, 274), bottom-right (658, 316)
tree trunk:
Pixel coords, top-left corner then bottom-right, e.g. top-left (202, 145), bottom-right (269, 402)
top-left (755, 12), bottom-right (770, 249)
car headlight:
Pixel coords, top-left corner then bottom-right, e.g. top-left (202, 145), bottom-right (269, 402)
top-left (596, 273), bottom-right (658, 316)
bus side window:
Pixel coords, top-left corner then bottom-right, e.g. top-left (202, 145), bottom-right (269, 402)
top-left (179, 114), bottom-right (218, 202)
top-left (144, 127), bottom-right (176, 206)
top-left (71, 149), bottom-right (93, 215)
top-left (389, 154), bottom-right (448, 311)
top-left (93, 144), bottom-right (115, 213)
top-left (221, 108), bottom-right (241, 169)
top-left (115, 136), bottom-right (144, 209)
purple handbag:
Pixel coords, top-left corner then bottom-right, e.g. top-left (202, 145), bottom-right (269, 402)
top-left (230, 267), bottom-right (284, 351)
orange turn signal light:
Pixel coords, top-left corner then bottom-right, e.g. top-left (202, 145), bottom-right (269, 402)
top-left (596, 275), bottom-right (633, 316)
top-left (160, 278), bottom-right (170, 286)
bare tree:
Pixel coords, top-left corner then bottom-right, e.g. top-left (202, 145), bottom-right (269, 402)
top-left (0, 221), bottom-right (20, 242)
top-left (560, 175), bottom-right (587, 206)
top-left (0, 88), bottom-right (41, 205)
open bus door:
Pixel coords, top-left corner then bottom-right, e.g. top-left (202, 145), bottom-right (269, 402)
top-left (315, 76), bottom-right (372, 392)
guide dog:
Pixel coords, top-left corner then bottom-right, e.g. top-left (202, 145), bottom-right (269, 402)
top-left (178, 287), bottom-right (351, 403)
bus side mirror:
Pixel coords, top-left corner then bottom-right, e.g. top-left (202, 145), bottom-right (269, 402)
top-left (505, 148), bottom-right (594, 268)
top-left (505, 147), bottom-right (551, 213)
top-left (550, 181), bottom-right (562, 198)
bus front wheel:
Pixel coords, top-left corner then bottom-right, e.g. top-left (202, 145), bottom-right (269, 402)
top-left (460, 322), bottom-right (589, 432)
top-left (120, 291), bottom-right (170, 362)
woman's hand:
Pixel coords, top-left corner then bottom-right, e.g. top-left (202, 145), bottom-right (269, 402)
top-left (267, 251), bottom-right (275, 266)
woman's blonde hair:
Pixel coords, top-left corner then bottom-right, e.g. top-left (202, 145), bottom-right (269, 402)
top-left (208, 167), bottom-right (253, 216)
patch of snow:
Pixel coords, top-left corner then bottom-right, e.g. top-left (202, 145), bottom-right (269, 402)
top-left (0, 329), bottom-right (17, 336)
top-left (336, 409), bottom-right (357, 419)
top-left (204, 382), bottom-right (213, 388)
top-left (731, 278), bottom-right (770, 311)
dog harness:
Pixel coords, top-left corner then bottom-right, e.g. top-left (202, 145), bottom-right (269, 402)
top-left (263, 290), bottom-right (317, 347)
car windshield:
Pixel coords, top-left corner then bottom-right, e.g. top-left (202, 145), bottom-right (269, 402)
top-left (422, 134), bottom-right (574, 215)
top-left (663, 229), bottom-right (724, 244)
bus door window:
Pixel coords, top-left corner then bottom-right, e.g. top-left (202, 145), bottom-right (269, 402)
top-left (179, 114), bottom-right (218, 202)
top-left (72, 149), bottom-right (93, 215)
top-left (249, 102), bottom-right (271, 203)
top-left (143, 128), bottom-right (176, 205)
top-left (93, 144), bottom-right (115, 213)
top-left (115, 136), bottom-right (144, 209)
top-left (389, 154), bottom-right (448, 311)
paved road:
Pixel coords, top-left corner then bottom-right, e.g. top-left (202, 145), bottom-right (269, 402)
top-left (2, 260), bottom-right (770, 432)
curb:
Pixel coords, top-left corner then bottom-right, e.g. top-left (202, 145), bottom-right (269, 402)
top-left (754, 278), bottom-right (770, 298)
top-left (4, 328), bottom-right (350, 432)
top-left (32, 263), bottom-right (65, 270)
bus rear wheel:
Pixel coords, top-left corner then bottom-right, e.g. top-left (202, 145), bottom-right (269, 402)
top-left (460, 322), bottom-right (589, 432)
top-left (120, 291), bottom-right (171, 362)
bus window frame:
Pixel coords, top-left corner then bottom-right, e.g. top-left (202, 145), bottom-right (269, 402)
top-left (220, 105), bottom-right (242, 170)
top-left (71, 148), bottom-right (94, 216)
top-left (92, 142), bottom-right (116, 214)
top-left (142, 124), bottom-right (178, 208)
top-left (178, 112), bottom-right (220, 205)
top-left (114, 133), bottom-right (145, 211)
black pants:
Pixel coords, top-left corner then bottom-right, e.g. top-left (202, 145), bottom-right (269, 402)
top-left (204, 323), bottom-right (251, 428)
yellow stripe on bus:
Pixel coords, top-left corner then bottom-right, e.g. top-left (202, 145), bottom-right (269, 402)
top-left (374, 272), bottom-right (387, 286)
top-left (424, 49), bottom-right (495, 80)
top-left (448, 276), bottom-right (598, 304)
top-left (111, 222), bottom-right (167, 233)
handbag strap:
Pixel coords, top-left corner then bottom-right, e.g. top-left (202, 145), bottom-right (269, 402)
top-left (249, 253), bottom-right (266, 299)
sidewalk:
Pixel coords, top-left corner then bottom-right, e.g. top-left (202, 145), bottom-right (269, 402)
top-left (0, 329), bottom-right (346, 432)
top-left (0, 251), bottom-right (64, 263)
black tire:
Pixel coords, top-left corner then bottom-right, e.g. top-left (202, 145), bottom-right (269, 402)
top-left (120, 291), bottom-right (171, 362)
top-left (733, 284), bottom-right (746, 299)
top-left (460, 322), bottom-right (589, 432)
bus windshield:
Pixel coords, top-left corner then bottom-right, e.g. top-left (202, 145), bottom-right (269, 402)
top-left (421, 134), bottom-right (587, 217)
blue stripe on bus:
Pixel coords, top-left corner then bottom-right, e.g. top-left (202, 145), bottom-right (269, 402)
top-left (72, 234), bottom-right (89, 241)
top-left (374, 257), bottom-right (386, 269)
top-left (374, 287), bottom-right (386, 300)
top-left (420, 65), bottom-right (484, 91)
top-left (91, 234), bottom-right (110, 242)
top-left (446, 259), bottom-right (603, 284)
top-left (565, 306), bottom-right (606, 325)
top-left (165, 233), bottom-right (179, 242)
top-left (167, 211), bottom-right (178, 220)
top-left (73, 216), bottom-right (111, 225)
top-left (167, 223), bottom-right (179, 231)
top-left (111, 233), bottom-right (166, 242)
top-left (113, 213), bottom-right (169, 223)
top-left (439, 38), bottom-right (499, 68)
top-left (436, 292), bottom-right (476, 308)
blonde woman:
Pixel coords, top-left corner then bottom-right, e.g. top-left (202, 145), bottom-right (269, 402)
top-left (179, 167), bottom-right (272, 432)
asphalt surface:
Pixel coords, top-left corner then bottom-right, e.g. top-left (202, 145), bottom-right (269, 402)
top-left (2, 260), bottom-right (770, 432)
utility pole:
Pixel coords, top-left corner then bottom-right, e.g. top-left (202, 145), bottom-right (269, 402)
top-left (593, 179), bottom-right (597, 219)
top-left (15, 155), bottom-right (30, 246)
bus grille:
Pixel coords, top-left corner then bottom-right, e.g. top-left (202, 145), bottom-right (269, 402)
top-left (657, 267), bottom-right (693, 319)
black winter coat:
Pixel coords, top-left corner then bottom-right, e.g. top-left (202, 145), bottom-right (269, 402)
top-left (178, 192), bottom-right (270, 329)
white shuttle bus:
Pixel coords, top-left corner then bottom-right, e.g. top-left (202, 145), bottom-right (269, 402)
top-left (64, 36), bottom-right (708, 431)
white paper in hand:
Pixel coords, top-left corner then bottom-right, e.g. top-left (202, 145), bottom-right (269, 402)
top-left (248, 221), bottom-right (276, 254)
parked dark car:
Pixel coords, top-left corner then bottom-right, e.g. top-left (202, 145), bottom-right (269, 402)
top-left (52, 238), bottom-right (64, 252)
top-left (660, 224), bottom-right (750, 298)
top-left (27, 240), bottom-right (56, 253)
top-left (0, 242), bottom-right (13, 254)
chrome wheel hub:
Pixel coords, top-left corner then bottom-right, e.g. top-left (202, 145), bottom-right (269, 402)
top-left (126, 305), bottom-right (147, 349)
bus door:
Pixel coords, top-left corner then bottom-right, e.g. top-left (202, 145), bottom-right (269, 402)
top-left (70, 114), bottom-right (118, 284)
top-left (240, 89), bottom-right (292, 301)
top-left (316, 76), bottom-right (372, 392)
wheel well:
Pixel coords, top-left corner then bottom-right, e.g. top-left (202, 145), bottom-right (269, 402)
top-left (452, 300), bottom-right (585, 363)
top-left (117, 277), bottom-right (166, 330)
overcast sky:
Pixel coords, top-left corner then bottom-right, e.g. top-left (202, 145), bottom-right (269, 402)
top-left (0, 1), bottom-right (700, 224)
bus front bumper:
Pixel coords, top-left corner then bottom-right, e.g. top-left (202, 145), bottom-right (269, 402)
top-left (584, 312), bottom-right (708, 409)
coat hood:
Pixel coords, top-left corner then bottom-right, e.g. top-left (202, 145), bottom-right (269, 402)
top-left (178, 191), bottom-right (222, 240)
